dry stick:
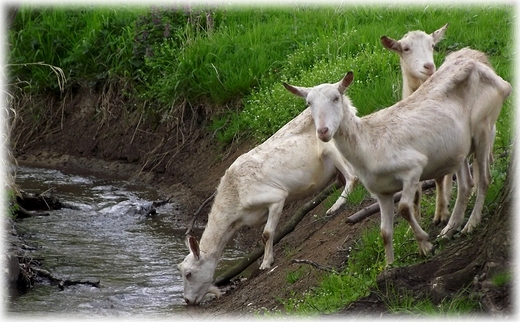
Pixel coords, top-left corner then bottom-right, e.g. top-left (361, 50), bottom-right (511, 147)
top-left (214, 181), bottom-right (341, 286)
top-left (346, 178), bottom-right (438, 224)
top-left (291, 259), bottom-right (336, 273)
top-left (185, 190), bottom-right (217, 236)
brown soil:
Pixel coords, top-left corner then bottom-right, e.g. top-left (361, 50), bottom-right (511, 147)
top-left (10, 89), bottom-right (513, 318)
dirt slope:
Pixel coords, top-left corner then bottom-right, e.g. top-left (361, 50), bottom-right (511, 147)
top-left (10, 89), bottom-right (512, 317)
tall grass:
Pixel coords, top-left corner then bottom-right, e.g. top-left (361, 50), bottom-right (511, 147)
top-left (212, 5), bottom-right (513, 145)
top-left (9, 5), bottom-right (513, 138)
top-left (8, 6), bottom-right (145, 92)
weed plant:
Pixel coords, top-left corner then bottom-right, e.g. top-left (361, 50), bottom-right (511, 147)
top-left (383, 285), bottom-right (481, 316)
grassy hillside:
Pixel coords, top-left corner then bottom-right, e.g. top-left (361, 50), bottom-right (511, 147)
top-left (7, 3), bottom-right (514, 315)
top-left (8, 5), bottom-right (513, 143)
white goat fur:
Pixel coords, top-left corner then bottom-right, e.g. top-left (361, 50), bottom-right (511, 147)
top-left (178, 106), bottom-right (357, 305)
top-left (382, 24), bottom-right (452, 226)
top-left (285, 49), bottom-right (511, 265)
top-left (381, 24), bottom-right (448, 98)
top-left (438, 48), bottom-right (499, 237)
top-left (328, 26), bottom-right (449, 216)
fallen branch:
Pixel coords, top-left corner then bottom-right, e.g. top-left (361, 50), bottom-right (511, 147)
top-left (291, 259), bottom-right (336, 273)
top-left (16, 190), bottom-right (62, 211)
top-left (185, 190), bottom-right (217, 236)
top-left (214, 181), bottom-right (341, 286)
top-left (214, 175), bottom-right (449, 286)
top-left (13, 203), bottom-right (50, 218)
top-left (346, 178), bottom-right (438, 224)
top-left (33, 267), bottom-right (100, 290)
top-left (134, 195), bottom-right (174, 219)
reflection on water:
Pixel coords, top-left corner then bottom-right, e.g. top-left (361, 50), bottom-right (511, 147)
top-left (8, 165), bottom-right (244, 317)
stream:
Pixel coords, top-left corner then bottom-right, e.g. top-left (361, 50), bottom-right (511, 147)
top-left (7, 165), bottom-right (245, 318)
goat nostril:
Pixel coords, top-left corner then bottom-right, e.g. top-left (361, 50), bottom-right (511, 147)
top-left (185, 298), bottom-right (190, 305)
top-left (318, 127), bottom-right (329, 135)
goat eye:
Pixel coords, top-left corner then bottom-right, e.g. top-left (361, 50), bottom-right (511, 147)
top-left (333, 96), bottom-right (339, 103)
top-left (186, 272), bottom-right (192, 279)
top-left (403, 47), bottom-right (410, 52)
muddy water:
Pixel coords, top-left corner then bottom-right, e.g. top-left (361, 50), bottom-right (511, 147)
top-left (8, 165), bottom-right (245, 318)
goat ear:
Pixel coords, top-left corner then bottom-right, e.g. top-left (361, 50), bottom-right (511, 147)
top-left (283, 82), bottom-right (310, 99)
top-left (186, 234), bottom-right (201, 260)
top-left (380, 36), bottom-right (401, 53)
top-left (337, 71), bottom-right (354, 94)
top-left (432, 23), bottom-right (448, 45)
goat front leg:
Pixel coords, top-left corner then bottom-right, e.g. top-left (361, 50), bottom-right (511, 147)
top-left (324, 145), bottom-right (358, 215)
top-left (326, 173), bottom-right (357, 215)
top-left (260, 201), bottom-right (285, 270)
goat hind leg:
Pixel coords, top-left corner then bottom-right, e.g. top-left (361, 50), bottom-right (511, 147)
top-left (433, 174), bottom-right (452, 225)
top-left (399, 182), bottom-right (432, 256)
top-left (462, 146), bottom-right (491, 234)
top-left (439, 160), bottom-right (473, 238)
top-left (260, 201), bottom-right (285, 269)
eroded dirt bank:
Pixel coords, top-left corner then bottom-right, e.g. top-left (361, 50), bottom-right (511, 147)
top-left (9, 89), bottom-right (513, 317)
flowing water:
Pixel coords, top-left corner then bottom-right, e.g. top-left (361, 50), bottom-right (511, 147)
top-left (7, 165), bottom-right (245, 318)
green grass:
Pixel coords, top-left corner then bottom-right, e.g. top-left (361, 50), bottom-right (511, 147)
top-left (213, 5), bottom-right (513, 145)
top-left (384, 285), bottom-right (481, 316)
top-left (8, 4), bottom-right (514, 315)
top-left (286, 268), bottom-right (305, 285)
top-left (9, 5), bottom-right (513, 140)
top-left (280, 218), bottom-right (426, 315)
top-left (8, 6), bottom-right (145, 92)
top-left (491, 271), bottom-right (512, 288)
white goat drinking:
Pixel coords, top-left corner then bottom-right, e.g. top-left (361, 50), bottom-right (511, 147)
top-left (381, 23), bottom-right (452, 225)
top-left (178, 107), bottom-right (357, 305)
top-left (284, 50), bottom-right (511, 265)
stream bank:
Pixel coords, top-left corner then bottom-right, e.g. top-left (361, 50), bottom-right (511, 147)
top-left (7, 86), bottom-right (512, 317)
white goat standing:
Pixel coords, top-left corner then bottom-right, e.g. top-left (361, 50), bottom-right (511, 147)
top-left (438, 48), bottom-right (499, 238)
top-left (178, 106), bottom-right (357, 305)
top-left (381, 23), bottom-right (452, 225)
top-left (284, 50), bottom-right (511, 265)
top-left (381, 24), bottom-right (448, 98)
top-left (326, 25), bottom-right (449, 217)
